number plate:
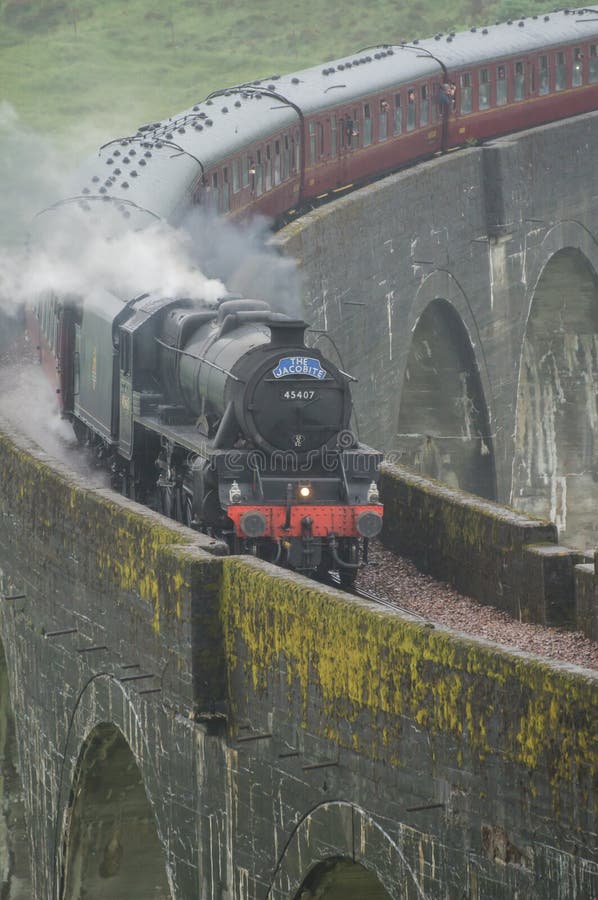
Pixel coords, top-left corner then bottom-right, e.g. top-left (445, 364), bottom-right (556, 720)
top-left (280, 389), bottom-right (319, 401)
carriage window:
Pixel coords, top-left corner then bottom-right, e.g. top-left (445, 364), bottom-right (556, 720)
top-left (591, 45), bottom-right (598, 83)
top-left (330, 116), bottom-right (337, 155)
top-left (309, 122), bottom-right (316, 163)
top-left (573, 47), bottom-right (583, 87)
top-left (294, 131), bottom-right (301, 171)
top-left (265, 144), bottom-right (272, 191)
top-left (255, 150), bottom-right (263, 196)
top-left (211, 172), bottom-right (219, 210)
top-left (393, 94), bottom-right (402, 134)
top-left (478, 68), bottom-right (490, 109)
top-left (222, 167), bottom-right (230, 212)
top-left (539, 55), bottom-right (549, 94)
top-left (514, 61), bottom-right (525, 100)
top-left (317, 122), bottom-right (324, 156)
top-left (460, 72), bottom-right (472, 114)
top-left (496, 65), bottom-right (507, 105)
top-left (242, 156), bottom-right (249, 188)
top-left (274, 140), bottom-right (281, 185)
top-left (352, 109), bottom-right (360, 147)
top-left (282, 135), bottom-right (290, 180)
top-left (528, 61), bottom-right (536, 94)
top-left (406, 88), bottom-right (416, 130)
top-left (555, 51), bottom-right (566, 90)
top-left (120, 332), bottom-right (131, 376)
top-left (363, 103), bottom-right (372, 146)
top-left (378, 100), bottom-right (388, 140)
top-left (420, 85), bottom-right (429, 126)
top-left (232, 159), bottom-right (239, 193)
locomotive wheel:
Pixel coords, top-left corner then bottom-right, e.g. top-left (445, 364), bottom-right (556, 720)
top-left (159, 483), bottom-right (175, 519)
top-left (183, 493), bottom-right (194, 527)
top-left (338, 539), bottom-right (359, 590)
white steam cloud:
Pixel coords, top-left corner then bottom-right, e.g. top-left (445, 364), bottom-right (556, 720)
top-left (0, 102), bottom-right (302, 318)
top-left (0, 103), bottom-right (303, 457)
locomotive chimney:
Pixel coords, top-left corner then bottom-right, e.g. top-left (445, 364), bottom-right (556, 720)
top-left (267, 315), bottom-right (308, 348)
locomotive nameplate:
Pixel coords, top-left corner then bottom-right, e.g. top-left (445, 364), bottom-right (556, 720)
top-left (272, 356), bottom-right (327, 380)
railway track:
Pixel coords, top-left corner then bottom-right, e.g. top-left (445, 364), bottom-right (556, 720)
top-left (327, 570), bottom-right (431, 623)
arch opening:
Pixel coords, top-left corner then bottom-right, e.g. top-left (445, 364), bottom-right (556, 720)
top-left (61, 723), bottom-right (171, 900)
top-left (397, 298), bottom-right (496, 499)
top-left (294, 857), bottom-right (391, 900)
top-left (513, 248), bottom-right (598, 547)
top-left (0, 638), bottom-right (32, 898)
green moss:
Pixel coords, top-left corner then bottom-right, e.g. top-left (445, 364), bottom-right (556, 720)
top-left (221, 557), bottom-right (597, 806)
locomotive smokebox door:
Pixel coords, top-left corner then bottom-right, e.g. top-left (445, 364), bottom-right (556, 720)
top-left (234, 319), bottom-right (352, 455)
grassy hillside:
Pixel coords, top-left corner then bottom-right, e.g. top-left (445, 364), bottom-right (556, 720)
top-left (1, 0), bottom-right (554, 149)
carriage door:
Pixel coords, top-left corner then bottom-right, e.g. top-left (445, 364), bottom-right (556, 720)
top-left (118, 327), bottom-right (134, 459)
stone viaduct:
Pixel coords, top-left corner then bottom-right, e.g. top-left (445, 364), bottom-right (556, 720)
top-left (0, 112), bottom-right (596, 899)
top-left (283, 110), bottom-right (598, 549)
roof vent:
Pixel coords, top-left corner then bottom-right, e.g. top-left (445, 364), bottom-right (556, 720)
top-left (221, 107), bottom-right (228, 113)
top-left (291, 77), bottom-right (299, 84)
top-left (482, 27), bottom-right (488, 33)
top-left (518, 20), bottom-right (524, 26)
top-left (206, 118), bottom-right (213, 126)
top-left (235, 100), bottom-right (241, 107)
top-left (206, 99), bottom-right (213, 105)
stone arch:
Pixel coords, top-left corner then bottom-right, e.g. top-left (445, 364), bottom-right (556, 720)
top-left (396, 273), bottom-right (496, 499)
top-left (60, 721), bottom-right (172, 899)
top-left (268, 801), bottom-right (426, 900)
top-left (0, 638), bottom-right (32, 898)
top-left (512, 241), bottom-right (598, 547)
top-left (294, 857), bottom-right (391, 899)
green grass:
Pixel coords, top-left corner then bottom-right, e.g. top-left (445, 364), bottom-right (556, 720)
top-left (0, 0), bottom-right (555, 151)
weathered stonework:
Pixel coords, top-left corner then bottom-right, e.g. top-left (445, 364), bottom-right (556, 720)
top-left (0, 112), bottom-right (597, 898)
top-left (278, 111), bottom-right (598, 550)
top-left (0, 420), bottom-right (595, 897)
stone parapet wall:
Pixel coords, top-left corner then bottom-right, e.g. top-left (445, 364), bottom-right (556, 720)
top-left (380, 462), bottom-right (597, 636)
top-left (0, 423), bottom-right (595, 897)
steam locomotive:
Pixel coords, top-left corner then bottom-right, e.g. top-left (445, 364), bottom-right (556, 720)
top-left (29, 289), bottom-right (383, 585)
top-left (29, 11), bottom-right (598, 578)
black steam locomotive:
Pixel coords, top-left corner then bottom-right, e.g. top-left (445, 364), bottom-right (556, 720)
top-left (30, 290), bottom-right (383, 585)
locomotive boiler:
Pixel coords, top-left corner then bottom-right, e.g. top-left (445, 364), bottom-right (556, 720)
top-left (46, 290), bottom-right (383, 585)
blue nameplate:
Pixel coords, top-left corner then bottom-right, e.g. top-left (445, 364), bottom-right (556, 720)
top-left (272, 356), bottom-right (327, 380)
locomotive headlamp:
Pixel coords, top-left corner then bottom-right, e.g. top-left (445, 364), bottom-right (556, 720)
top-left (298, 483), bottom-right (312, 499)
top-left (229, 481), bottom-right (242, 504)
top-left (367, 481), bottom-right (380, 503)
